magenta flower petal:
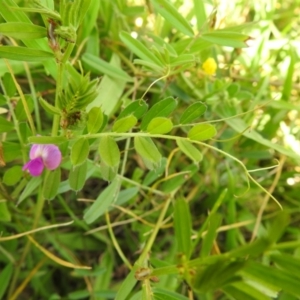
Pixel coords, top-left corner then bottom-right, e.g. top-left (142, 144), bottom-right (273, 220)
top-left (23, 157), bottom-right (44, 176)
top-left (24, 144), bottom-right (62, 176)
top-left (42, 145), bottom-right (62, 170)
top-left (29, 144), bottom-right (43, 159)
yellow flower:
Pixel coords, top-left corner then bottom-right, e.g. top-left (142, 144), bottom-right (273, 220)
top-left (202, 57), bottom-right (217, 75)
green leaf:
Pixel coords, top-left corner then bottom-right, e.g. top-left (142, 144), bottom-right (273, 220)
top-left (85, 26), bottom-right (99, 56)
top-left (69, 161), bottom-right (87, 192)
top-left (223, 282), bottom-right (272, 300)
top-left (99, 160), bottom-right (118, 182)
top-left (151, 0), bottom-right (194, 37)
top-left (2, 141), bottom-right (22, 162)
top-left (173, 198), bottom-right (192, 258)
top-left (43, 168), bottom-right (61, 200)
top-left (227, 238), bottom-right (271, 259)
top-left (113, 115), bottom-right (137, 133)
top-left (169, 54), bottom-right (195, 68)
top-left (99, 113), bottom-right (108, 133)
top-left (236, 90), bottom-right (253, 101)
top-left (282, 47), bottom-right (296, 101)
top-left (115, 187), bottom-right (139, 207)
top-left (87, 107), bottom-right (104, 134)
top-left (141, 97), bottom-right (177, 130)
top-left (176, 139), bottom-right (203, 163)
top-left (0, 22), bottom-right (46, 39)
top-left (161, 164), bottom-right (198, 193)
top-left (98, 136), bottom-right (120, 167)
top-left (0, 0), bottom-right (32, 24)
top-left (173, 38), bottom-right (212, 54)
top-left (188, 124), bottom-right (217, 141)
top-left (67, 290), bottom-right (90, 300)
top-left (227, 83), bottom-right (240, 97)
top-left (146, 33), bottom-right (178, 57)
top-left (115, 268), bottom-right (137, 300)
top-left (120, 31), bottom-right (163, 67)
top-left (39, 97), bottom-right (61, 115)
top-left (153, 288), bottom-right (190, 300)
top-left (82, 53), bottom-right (133, 82)
top-left (243, 262), bottom-right (300, 297)
top-left (2, 73), bottom-right (16, 97)
top-left (81, 0), bottom-right (100, 40)
top-left (18, 176), bottom-right (42, 205)
top-left (146, 117), bottom-right (173, 134)
top-left (58, 64), bottom-right (99, 113)
top-left (0, 202), bottom-right (11, 222)
top-left (192, 258), bottom-right (245, 293)
top-left (0, 0), bottom-right (55, 81)
top-left (91, 250), bottom-right (113, 293)
top-left (133, 59), bottom-right (164, 73)
top-left (71, 138), bottom-right (90, 166)
top-left (267, 211), bottom-right (290, 243)
top-left (134, 137), bottom-right (162, 169)
top-left (83, 178), bottom-right (120, 224)
top-left (193, 0), bottom-right (207, 30)
top-left (86, 54), bottom-right (126, 116)
top-left (200, 213), bottom-right (222, 257)
top-left (15, 95), bottom-right (34, 121)
top-left (118, 100), bottom-right (148, 120)
top-left (201, 31), bottom-right (250, 48)
top-left (3, 165), bottom-right (23, 186)
top-left (74, 0), bottom-right (93, 28)
top-left (0, 46), bottom-right (53, 61)
top-left (0, 116), bottom-right (14, 133)
top-left (216, 111), bottom-right (300, 160)
top-left (28, 136), bottom-right (67, 144)
top-left (270, 253), bottom-right (300, 280)
top-left (143, 157), bottom-right (167, 186)
top-left (0, 264), bottom-right (13, 299)
top-left (10, 6), bottom-right (60, 21)
top-left (180, 102), bottom-right (207, 124)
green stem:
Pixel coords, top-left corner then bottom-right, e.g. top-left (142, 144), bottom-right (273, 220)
top-left (5, 60), bottom-right (36, 136)
top-left (62, 43), bottom-right (75, 64)
top-left (105, 212), bottom-right (133, 269)
top-left (0, 78), bottom-right (26, 161)
top-left (191, 189), bottom-right (227, 255)
top-left (31, 131), bottom-right (282, 208)
top-left (117, 175), bottom-right (166, 196)
top-left (120, 133), bottom-right (132, 176)
top-left (24, 63), bottom-right (42, 132)
top-left (141, 68), bottom-right (170, 100)
top-left (136, 194), bottom-right (173, 266)
top-left (33, 185), bottom-right (46, 228)
top-left (7, 185), bottom-right (44, 298)
top-left (110, 46), bottom-right (138, 75)
top-left (7, 239), bottom-right (31, 299)
top-left (58, 195), bottom-right (110, 244)
top-left (51, 62), bottom-right (64, 136)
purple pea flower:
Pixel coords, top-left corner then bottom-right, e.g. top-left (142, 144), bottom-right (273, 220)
top-left (23, 144), bottom-right (62, 177)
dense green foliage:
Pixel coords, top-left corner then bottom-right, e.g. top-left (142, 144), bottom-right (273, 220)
top-left (0, 0), bottom-right (300, 299)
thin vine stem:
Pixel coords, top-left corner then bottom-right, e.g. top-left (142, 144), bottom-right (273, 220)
top-left (141, 67), bottom-right (170, 99)
top-left (30, 131), bottom-right (283, 208)
top-left (51, 62), bottom-right (64, 136)
top-left (93, 133), bottom-right (282, 208)
top-left (0, 78), bottom-right (26, 161)
top-left (24, 62), bottom-right (42, 132)
top-left (250, 155), bottom-right (286, 242)
top-left (136, 193), bottom-right (174, 266)
top-left (105, 211), bottom-right (133, 269)
top-left (5, 60), bottom-right (36, 136)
